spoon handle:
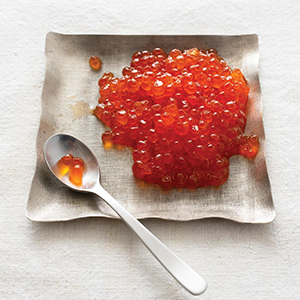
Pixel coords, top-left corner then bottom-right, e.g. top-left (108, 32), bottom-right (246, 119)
top-left (93, 184), bottom-right (207, 295)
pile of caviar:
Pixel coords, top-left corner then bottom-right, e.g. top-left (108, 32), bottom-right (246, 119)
top-left (94, 47), bottom-right (259, 189)
top-left (57, 154), bottom-right (85, 186)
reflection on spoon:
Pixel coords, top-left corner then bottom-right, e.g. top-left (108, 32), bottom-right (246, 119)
top-left (44, 133), bottom-right (207, 295)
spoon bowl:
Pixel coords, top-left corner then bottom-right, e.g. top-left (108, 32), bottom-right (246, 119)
top-left (43, 133), bottom-right (207, 296)
top-left (44, 133), bottom-right (100, 190)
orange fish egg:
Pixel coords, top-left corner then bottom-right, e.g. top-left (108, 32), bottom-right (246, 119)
top-left (89, 56), bottom-right (102, 70)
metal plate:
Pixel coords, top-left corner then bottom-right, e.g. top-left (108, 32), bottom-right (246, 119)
top-left (26, 32), bottom-right (275, 223)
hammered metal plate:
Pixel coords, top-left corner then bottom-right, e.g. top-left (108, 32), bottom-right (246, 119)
top-left (26, 32), bottom-right (275, 223)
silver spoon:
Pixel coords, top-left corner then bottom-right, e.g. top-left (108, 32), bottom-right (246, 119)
top-left (43, 133), bottom-right (207, 295)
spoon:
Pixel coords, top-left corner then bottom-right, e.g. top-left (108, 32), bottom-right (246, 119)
top-left (43, 133), bottom-right (207, 295)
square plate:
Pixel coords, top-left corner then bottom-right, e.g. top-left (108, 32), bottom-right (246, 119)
top-left (26, 32), bottom-right (275, 223)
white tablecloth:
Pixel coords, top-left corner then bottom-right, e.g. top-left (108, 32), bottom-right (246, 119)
top-left (1, 0), bottom-right (299, 299)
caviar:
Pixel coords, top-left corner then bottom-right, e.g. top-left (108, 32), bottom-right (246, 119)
top-left (57, 154), bottom-right (85, 186)
top-left (89, 56), bottom-right (102, 70)
top-left (94, 48), bottom-right (259, 189)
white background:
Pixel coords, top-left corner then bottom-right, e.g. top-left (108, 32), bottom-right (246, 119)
top-left (0, 0), bottom-right (299, 299)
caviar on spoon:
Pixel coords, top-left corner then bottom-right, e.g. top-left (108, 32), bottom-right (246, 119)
top-left (44, 133), bottom-right (207, 296)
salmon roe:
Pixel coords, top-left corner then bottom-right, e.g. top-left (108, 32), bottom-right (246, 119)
top-left (94, 48), bottom-right (259, 189)
top-left (57, 154), bottom-right (85, 186)
top-left (89, 56), bottom-right (102, 70)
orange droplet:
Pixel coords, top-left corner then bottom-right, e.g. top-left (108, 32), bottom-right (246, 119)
top-left (57, 153), bottom-right (74, 175)
top-left (69, 164), bottom-right (83, 186)
top-left (89, 56), bottom-right (102, 70)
